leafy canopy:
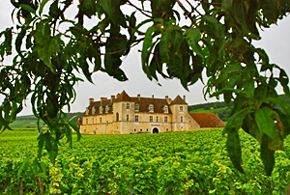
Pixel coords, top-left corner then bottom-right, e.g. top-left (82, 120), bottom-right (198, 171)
top-left (0, 0), bottom-right (290, 174)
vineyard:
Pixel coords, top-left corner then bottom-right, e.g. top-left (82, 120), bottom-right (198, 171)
top-left (0, 128), bottom-right (290, 194)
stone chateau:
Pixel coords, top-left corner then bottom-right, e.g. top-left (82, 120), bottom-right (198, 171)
top-left (79, 91), bottom-right (224, 134)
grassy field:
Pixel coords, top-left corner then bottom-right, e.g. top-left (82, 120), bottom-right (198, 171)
top-left (9, 119), bottom-right (46, 128)
top-left (0, 128), bottom-right (289, 194)
top-left (189, 107), bottom-right (227, 113)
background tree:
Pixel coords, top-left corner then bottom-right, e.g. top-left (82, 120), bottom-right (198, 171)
top-left (0, 0), bottom-right (290, 174)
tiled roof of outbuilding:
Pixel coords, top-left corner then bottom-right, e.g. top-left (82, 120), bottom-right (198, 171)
top-left (189, 113), bottom-right (225, 128)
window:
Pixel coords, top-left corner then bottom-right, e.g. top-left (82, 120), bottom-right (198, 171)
top-left (156, 116), bottom-right (159, 122)
top-left (149, 116), bottom-right (153, 122)
top-left (85, 119), bottom-right (88, 124)
top-left (100, 117), bottom-right (102, 123)
top-left (99, 106), bottom-right (103, 114)
top-left (92, 107), bottom-right (96, 114)
top-left (180, 106), bottom-right (184, 112)
top-left (92, 118), bottom-right (94, 124)
top-left (126, 115), bottom-right (129, 121)
top-left (135, 103), bottom-right (139, 112)
top-left (126, 103), bottom-right (130, 109)
top-left (135, 115), bottom-right (139, 122)
top-left (164, 116), bottom-right (168, 123)
top-left (85, 108), bottom-right (89, 115)
top-left (149, 104), bottom-right (154, 113)
top-left (164, 105), bottom-right (168, 113)
top-left (181, 116), bottom-right (184, 123)
top-left (116, 112), bottom-right (119, 121)
top-left (105, 105), bottom-right (109, 113)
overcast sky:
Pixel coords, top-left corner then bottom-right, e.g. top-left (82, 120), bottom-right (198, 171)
top-left (0, 2), bottom-right (290, 116)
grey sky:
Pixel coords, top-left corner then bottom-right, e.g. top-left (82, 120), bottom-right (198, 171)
top-left (0, 2), bottom-right (290, 115)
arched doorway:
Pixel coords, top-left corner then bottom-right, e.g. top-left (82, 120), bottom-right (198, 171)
top-left (152, 128), bottom-right (159, 134)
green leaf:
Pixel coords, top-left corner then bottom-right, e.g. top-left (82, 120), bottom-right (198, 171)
top-left (38, 0), bottom-right (50, 15)
top-left (151, 0), bottom-right (174, 20)
top-left (99, 0), bottom-right (126, 27)
top-left (142, 25), bottom-right (158, 78)
top-left (261, 0), bottom-right (278, 24)
top-left (255, 107), bottom-right (277, 140)
top-left (65, 124), bottom-right (72, 148)
top-left (201, 15), bottom-right (224, 46)
top-left (79, 0), bottom-right (96, 18)
top-left (227, 129), bottom-right (244, 173)
top-left (221, 0), bottom-right (233, 11)
top-left (68, 120), bottom-right (81, 141)
top-left (19, 4), bottom-right (36, 15)
top-left (268, 137), bottom-right (283, 151)
top-left (224, 108), bottom-right (253, 134)
top-left (254, 83), bottom-right (267, 106)
top-left (223, 107), bottom-right (252, 173)
top-left (185, 28), bottom-right (204, 59)
top-left (0, 28), bottom-right (13, 60)
top-left (242, 114), bottom-right (262, 143)
top-left (260, 134), bottom-right (275, 176)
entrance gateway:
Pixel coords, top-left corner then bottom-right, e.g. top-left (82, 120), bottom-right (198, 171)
top-left (152, 127), bottom-right (159, 134)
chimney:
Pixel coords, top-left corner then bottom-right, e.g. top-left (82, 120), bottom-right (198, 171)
top-left (183, 95), bottom-right (186, 101)
top-left (101, 97), bottom-right (107, 101)
top-left (152, 95), bottom-right (154, 98)
top-left (165, 95), bottom-right (171, 104)
top-left (111, 95), bottom-right (115, 103)
top-left (100, 97), bottom-right (107, 106)
top-left (89, 98), bottom-right (94, 104)
top-left (137, 94), bottom-right (141, 100)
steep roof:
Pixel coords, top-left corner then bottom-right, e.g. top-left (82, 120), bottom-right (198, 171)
top-left (84, 98), bottom-right (114, 115)
top-left (171, 95), bottom-right (187, 105)
top-left (115, 90), bottom-right (132, 102)
top-left (131, 97), bottom-right (170, 113)
top-left (189, 113), bottom-right (225, 128)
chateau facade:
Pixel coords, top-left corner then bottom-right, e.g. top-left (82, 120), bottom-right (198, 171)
top-left (79, 91), bottom-right (224, 134)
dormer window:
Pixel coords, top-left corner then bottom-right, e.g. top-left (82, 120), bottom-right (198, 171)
top-left (92, 107), bottom-right (96, 115)
top-left (99, 106), bottom-right (103, 114)
top-left (135, 103), bottom-right (139, 112)
top-left (105, 105), bottom-right (109, 113)
top-left (149, 104), bottom-right (154, 113)
top-left (163, 105), bottom-right (168, 113)
top-left (85, 107), bottom-right (89, 115)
